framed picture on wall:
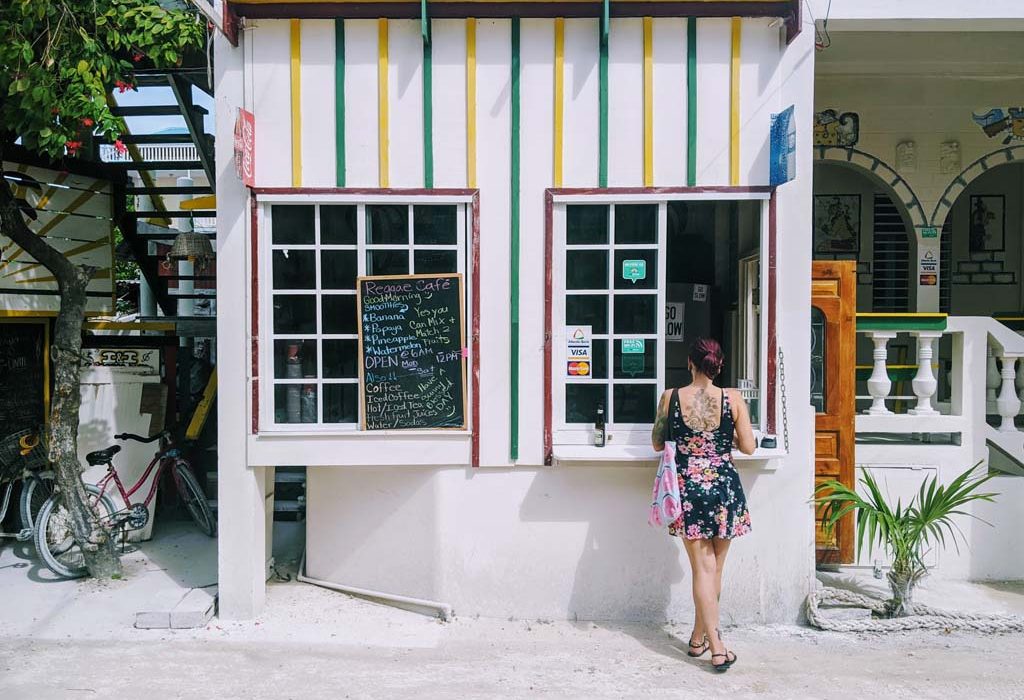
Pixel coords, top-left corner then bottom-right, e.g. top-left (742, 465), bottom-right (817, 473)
top-left (813, 194), bottom-right (860, 255)
top-left (969, 195), bottom-right (1005, 253)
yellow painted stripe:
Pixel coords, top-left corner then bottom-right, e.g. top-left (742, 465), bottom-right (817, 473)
top-left (35, 172), bottom-right (70, 211)
top-left (465, 18), bottom-right (477, 188)
top-left (553, 17), bottom-right (565, 187)
top-left (84, 320), bottom-right (176, 331)
top-left (0, 310), bottom-right (57, 317)
top-left (24, 268), bottom-right (111, 285)
top-left (378, 18), bottom-right (390, 187)
top-left (5, 239), bottom-right (110, 280)
top-left (642, 17), bottom-right (654, 187)
top-left (290, 19), bottom-right (302, 187)
top-left (729, 16), bottom-right (740, 186)
top-left (0, 182), bottom-right (105, 271)
top-left (180, 194), bottom-right (216, 210)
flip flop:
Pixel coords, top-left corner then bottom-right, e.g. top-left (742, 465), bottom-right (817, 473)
top-left (687, 636), bottom-right (709, 658)
top-left (711, 650), bottom-right (737, 673)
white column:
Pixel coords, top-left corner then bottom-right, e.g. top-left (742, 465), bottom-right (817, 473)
top-left (996, 355), bottom-right (1022, 432)
top-left (214, 30), bottom-right (267, 620)
top-left (986, 346), bottom-right (1001, 404)
top-left (908, 331), bottom-right (941, 416)
top-left (865, 332), bottom-right (896, 415)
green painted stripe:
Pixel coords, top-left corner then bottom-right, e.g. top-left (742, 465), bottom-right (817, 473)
top-left (686, 17), bottom-right (697, 186)
top-left (598, 19), bottom-right (608, 188)
top-left (335, 19), bottom-right (346, 187)
top-left (510, 17), bottom-right (521, 461)
top-left (423, 19), bottom-right (434, 188)
top-left (856, 314), bottom-right (948, 332)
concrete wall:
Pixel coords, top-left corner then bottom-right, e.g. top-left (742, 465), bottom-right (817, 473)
top-left (217, 12), bottom-right (819, 623)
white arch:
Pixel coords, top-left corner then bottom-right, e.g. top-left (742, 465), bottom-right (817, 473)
top-left (931, 144), bottom-right (1024, 228)
top-left (814, 146), bottom-right (928, 230)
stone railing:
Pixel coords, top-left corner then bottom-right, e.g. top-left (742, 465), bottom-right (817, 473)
top-left (855, 313), bottom-right (1023, 469)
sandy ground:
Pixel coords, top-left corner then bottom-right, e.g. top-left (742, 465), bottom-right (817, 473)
top-left (3, 523), bottom-right (1024, 699)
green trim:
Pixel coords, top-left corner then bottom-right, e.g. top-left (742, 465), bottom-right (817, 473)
top-left (422, 19), bottom-right (434, 188)
top-left (598, 20), bottom-right (608, 189)
top-left (510, 17), bottom-right (521, 461)
top-left (686, 17), bottom-right (697, 187)
top-left (335, 19), bottom-right (346, 187)
top-left (856, 313), bottom-right (948, 332)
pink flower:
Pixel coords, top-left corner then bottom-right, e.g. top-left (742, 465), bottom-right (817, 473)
top-left (686, 524), bottom-right (703, 539)
top-left (81, 117), bottom-right (94, 127)
top-left (115, 80), bottom-right (133, 93)
top-left (65, 140), bottom-right (82, 155)
top-left (113, 139), bottom-right (128, 155)
top-left (682, 501), bottom-right (693, 513)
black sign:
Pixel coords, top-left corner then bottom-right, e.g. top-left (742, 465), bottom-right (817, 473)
top-left (0, 322), bottom-right (46, 433)
top-left (357, 274), bottom-right (466, 430)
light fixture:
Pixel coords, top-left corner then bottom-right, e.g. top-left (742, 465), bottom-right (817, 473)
top-left (167, 231), bottom-right (214, 264)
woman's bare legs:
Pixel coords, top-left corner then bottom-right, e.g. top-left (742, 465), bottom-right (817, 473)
top-left (683, 537), bottom-right (734, 665)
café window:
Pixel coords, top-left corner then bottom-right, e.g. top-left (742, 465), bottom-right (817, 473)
top-left (552, 196), bottom-right (769, 447)
top-left (262, 200), bottom-right (468, 431)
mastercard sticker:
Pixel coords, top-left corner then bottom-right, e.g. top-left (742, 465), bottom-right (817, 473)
top-left (567, 361), bottom-right (591, 377)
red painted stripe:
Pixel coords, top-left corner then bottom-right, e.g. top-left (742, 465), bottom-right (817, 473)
top-left (543, 191), bottom-right (554, 465)
top-left (250, 195), bottom-right (260, 434)
top-left (252, 187), bottom-right (477, 197)
top-left (548, 186), bottom-right (773, 196)
top-left (766, 190), bottom-right (777, 435)
top-left (470, 193), bottom-right (482, 467)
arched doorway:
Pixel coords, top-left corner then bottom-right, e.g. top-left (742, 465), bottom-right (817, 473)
top-left (935, 155), bottom-right (1024, 317)
top-left (813, 149), bottom-right (922, 312)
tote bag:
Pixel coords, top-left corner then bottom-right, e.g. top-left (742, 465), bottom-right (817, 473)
top-left (648, 441), bottom-right (682, 527)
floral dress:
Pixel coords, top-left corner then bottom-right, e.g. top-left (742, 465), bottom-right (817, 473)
top-left (666, 388), bottom-right (752, 540)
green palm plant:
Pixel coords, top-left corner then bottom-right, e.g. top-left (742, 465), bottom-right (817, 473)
top-left (814, 464), bottom-right (998, 617)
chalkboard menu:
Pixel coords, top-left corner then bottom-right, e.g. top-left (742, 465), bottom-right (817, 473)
top-left (0, 322), bottom-right (47, 433)
top-left (357, 274), bottom-right (467, 430)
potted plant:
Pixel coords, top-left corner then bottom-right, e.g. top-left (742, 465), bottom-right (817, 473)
top-left (814, 464), bottom-right (998, 617)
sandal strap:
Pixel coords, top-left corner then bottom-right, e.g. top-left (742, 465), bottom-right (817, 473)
top-left (711, 652), bottom-right (734, 659)
top-left (688, 638), bottom-right (707, 648)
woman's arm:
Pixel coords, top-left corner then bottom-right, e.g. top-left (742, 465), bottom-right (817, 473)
top-left (729, 389), bottom-right (757, 455)
top-left (651, 389), bottom-right (672, 451)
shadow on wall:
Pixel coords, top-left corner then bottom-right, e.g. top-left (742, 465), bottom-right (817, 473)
top-left (518, 465), bottom-right (685, 623)
top-left (968, 475), bottom-right (1024, 582)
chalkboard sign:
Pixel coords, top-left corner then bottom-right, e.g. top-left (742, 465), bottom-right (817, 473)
top-left (0, 322), bottom-right (47, 433)
top-left (357, 274), bottom-right (467, 430)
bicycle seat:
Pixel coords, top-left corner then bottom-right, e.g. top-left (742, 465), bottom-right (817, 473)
top-left (85, 445), bottom-right (121, 466)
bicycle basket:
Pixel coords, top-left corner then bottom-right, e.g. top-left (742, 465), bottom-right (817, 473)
top-left (0, 429), bottom-right (49, 478)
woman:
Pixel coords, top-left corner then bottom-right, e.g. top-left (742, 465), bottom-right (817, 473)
top-left (651, 337), bottom-right (756, 673)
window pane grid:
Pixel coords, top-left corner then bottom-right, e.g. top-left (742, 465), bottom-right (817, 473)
top-left (268, 202), bottom-right (466, 429)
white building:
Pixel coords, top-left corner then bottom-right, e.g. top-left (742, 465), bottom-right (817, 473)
top-left (212, 0), bottom-right (1024, 623)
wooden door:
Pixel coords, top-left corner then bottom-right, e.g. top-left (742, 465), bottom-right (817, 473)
top-left (812, 261), bottom-right (856, 565)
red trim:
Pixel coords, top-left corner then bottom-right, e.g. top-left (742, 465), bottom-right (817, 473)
top-left (471, 192), bottom-right (481, 468)
top-left (252, 187), bottom-right (478, 197)
top-left (766, 191), bottom-right (777, 435)
top-left (543, 192), bottom-right (554, 465)
top-left (223, 2), bottom-right (240, 47)
top-left (249, 188), bottom-right (481, 455)
top-left (548, 186), bottom-right (773, 196)
top-left (542, 186), bottom-right (776, 460)
top-left (250, 195), bottom-right (260, 434)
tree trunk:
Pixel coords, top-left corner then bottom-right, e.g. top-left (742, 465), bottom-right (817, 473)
top-left (0, 143), bottom-right (122, 578)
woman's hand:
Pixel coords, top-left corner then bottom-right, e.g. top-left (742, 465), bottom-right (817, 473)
top-left (729, 389), bottom-right (757, 455)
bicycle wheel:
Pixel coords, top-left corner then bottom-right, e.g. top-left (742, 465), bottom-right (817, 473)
top-left (173, 460), bottom-right (215, 537)
top-left (33, 485), bottom-right (117, 579)
top-left (19, 470), bottom-right (55, 532)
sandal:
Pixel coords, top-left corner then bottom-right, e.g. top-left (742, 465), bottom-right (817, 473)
top-left (687, 635), bottom-right (709, 658)
top-left (711, 651), bottom-right (737, 673)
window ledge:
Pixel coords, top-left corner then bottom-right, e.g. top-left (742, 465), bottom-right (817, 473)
top-left (551, 444), bottom-right (786, 468)
top-left (247, 431), bottom-right (470, 467)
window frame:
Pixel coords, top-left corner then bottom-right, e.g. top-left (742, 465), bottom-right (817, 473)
top-left (253, 191), bottom-right (477, 437)
top-left (544, 189), bottom-right (773, 462)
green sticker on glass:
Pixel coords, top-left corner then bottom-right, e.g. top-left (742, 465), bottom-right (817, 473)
top-left (622, 259), bottom-right (646, 283)
top-left (921, 226), bottom-right (938, 239)
top-left (621, 354), bottom-right (645, 376)
top-left (621, 338), bottom-right (645, 354)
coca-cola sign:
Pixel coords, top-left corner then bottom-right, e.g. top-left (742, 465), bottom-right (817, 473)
top-left (233, 108), bottom-right (255, 188)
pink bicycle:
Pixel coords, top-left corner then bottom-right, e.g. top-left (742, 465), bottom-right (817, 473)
top-left (33, 429), bottom-right (214, 579)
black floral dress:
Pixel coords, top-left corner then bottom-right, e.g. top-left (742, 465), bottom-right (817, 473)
top-left (666, 388), bottom-right (752, 540)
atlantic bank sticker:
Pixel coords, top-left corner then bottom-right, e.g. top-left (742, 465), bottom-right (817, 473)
top-left (566, 325), bottom-right (592, 377)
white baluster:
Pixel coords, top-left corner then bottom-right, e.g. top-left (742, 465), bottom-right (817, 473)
top-left (996, 355), bottom-right (1022, 432)
top-left (1016, 354), bottom-right (1024, 406)
top-left (866, 332), bottom-right (896, 415)
top-left (986, 346), bottom-right (1001, 405)
top-left (909, 332), bottom-right (941, 416)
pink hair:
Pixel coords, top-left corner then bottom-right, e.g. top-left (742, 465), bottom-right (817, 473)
top-left (688, 337), bottom-right (724, 379)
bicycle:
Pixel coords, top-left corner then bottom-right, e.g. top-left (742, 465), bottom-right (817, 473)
top-left (33, 429), bottom-right (215, 579)
top-left (0, 429), bottom-right (56, 541)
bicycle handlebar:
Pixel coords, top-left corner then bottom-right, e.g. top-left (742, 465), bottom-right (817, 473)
top-left (115, 430), bottom-right (169, 444)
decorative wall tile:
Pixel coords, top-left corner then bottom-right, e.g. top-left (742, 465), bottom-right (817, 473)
top-left (981, 261), bottom-right (1004, 273)
top-left (952, 274), bottom-right (971, 284)
top-left (971, 273), bottom-right (994, 284)
top-left (958, 262), bottom-right (981, 274)
top-left (994, 272), bottom-right (1017, 284)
